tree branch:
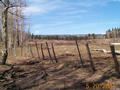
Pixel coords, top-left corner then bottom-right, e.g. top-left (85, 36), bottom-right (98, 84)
top-left (8, 11), bottom-right (25, 19)
top-left (0, 0), bottom-right (7, 7)
top-left (9, 4), bottom-right (20, 8)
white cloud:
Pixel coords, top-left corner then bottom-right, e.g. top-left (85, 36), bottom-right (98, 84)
top-left (60, 10), bottom-right (88, 16)
top-left (29, 0), bottom-right (50, 4)
top-left (34, 30), bottom-right (41, 34)
top-left (23, 0), bottom-right (88, 16)
top-left (31, 21), bottom-right (73, 34)
top-left (24, 0), bottom-right (115, 16)
top-left (32, 21), bottom-right (72, 29)
top-left (23, 6), bottom-right (46, 16)
top-left (23, 0), bottom-right (63, 16)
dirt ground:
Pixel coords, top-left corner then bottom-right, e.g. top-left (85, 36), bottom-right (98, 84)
top-left (0, 39), bottom-right (120, 90)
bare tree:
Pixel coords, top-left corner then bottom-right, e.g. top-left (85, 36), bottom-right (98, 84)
top-left (0, 0), bottom-right (27, 64)
top-left (0, 0), bottom-right (9, 64)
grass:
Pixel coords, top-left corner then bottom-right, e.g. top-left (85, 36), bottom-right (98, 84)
top-left (1, 39), bottom-right (119, 61)
top-left (0, 40), bottom-right (114, 59)
top-left (1, 39), bottom-right (120, 90)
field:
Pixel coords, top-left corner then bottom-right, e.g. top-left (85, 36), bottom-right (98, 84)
top-left (0, 39), bottom-right (120, 90)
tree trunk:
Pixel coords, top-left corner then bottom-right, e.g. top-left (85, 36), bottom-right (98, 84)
top-left (1, 0), bottom-right (9, 65)
top-left (16, 7), bottom-right (20, 47)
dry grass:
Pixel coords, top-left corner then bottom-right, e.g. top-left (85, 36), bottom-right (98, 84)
top-left (0, 39), bottom-right (120, 90)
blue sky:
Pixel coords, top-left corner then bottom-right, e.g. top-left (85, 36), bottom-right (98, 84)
top-left (23, 0), bottom-right (120, 35)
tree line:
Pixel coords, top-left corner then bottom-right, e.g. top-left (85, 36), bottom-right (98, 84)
top-left (31, 33), bottom-right (97, 40)
top-left (32, 27), bottom-right (120, 40)
top-left (106, 27), bottom-right (120, 38)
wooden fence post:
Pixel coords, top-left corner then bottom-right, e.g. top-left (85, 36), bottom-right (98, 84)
top-left (35, 42), bottom-right (40, 60)
top-left (86, 43), bottom-right (96, 72)
top-left (110, 45), bottom-right (120, 75)
top-left (51, 43), bottom-right (58, 63)
top-left (9, 48), bottom-right (12, 56)
top-left (8, 48), bottom-right (10, 56)
top-left (46, 42), bottom-right (53, 61)
top-left (41, 43), bottom-right (45, 60)
top-left (25, 45), bottom-right (27, 58)
top-left (35, 42), bottom-right (48, 78)
top-left (29, 44), bottom-right (34, 58)
top-left (36, 43), bottom-right (48, 78)
top-left (21, 46), bottom-right (23, 56)
top-left (75, 40), bottom-right (84, 66)
top-left (14, 46), bottom-right (16, 56)
top-left (26, 44), bottom-right (30, 57)
top-left (11, 48), bottom-right (13, 56)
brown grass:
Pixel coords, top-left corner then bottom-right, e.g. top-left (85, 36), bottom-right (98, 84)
top-left (0, 39), bottom-right (120, 90)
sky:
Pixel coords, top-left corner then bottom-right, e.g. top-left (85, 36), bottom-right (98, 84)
top-left (23, 0), bottom-right (120, 35)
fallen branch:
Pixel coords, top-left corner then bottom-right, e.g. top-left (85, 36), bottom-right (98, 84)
top-left (111, 43), bottom-right (120, 46)
top-left (93, 49), bottom-right (120, 55)
top-left (0, 65), bottom-right (15, 79)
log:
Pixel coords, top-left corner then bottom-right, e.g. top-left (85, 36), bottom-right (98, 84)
top-left (111, 43), bottom-right (120, 46)
top-left (93, 49), bottom-right (120, 55)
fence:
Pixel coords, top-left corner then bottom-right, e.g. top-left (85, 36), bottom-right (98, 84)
top-left (2, 40), bottom-right (118, 75)
top-left (1, 40), bottom-right (120, 90)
